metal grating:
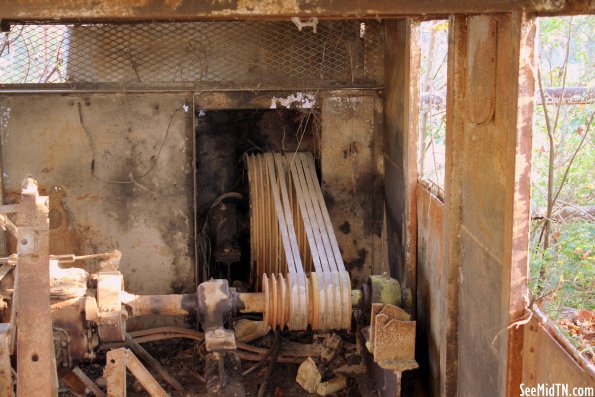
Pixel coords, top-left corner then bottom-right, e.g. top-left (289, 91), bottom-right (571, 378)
top-left (0, 21), bottom-right (383, 88)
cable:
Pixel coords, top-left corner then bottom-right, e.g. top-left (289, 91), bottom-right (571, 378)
top-left (257, 330), bottom-right (281, 397)
top-left (241, 330), bottom-right (281, 377)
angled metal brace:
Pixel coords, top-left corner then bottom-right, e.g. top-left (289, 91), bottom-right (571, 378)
top-left (104, 348), bottom-right (169, 397)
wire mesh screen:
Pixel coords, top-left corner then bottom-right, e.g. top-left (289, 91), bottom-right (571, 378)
top-left (0, 21), bottom-right (383, 88)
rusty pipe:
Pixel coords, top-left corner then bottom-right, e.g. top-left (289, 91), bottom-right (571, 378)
top-left (119, 277), bottom-right (392, 322)
top-left (120, 291), bottom-right (265, 318)
top-left (235, 292), bottom-right (265, 313)
top-left (120, 292), bottom-right (197, 317)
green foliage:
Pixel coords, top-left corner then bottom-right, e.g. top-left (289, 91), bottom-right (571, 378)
top-left (531, 221), bottom-right (595, 316)
top-left (530, 16), bottom-right (595, 324)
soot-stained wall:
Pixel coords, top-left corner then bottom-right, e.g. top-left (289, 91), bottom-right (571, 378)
top-left (0, 94), bottom-right (195, 302)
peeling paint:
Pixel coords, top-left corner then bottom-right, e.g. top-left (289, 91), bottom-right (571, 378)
top-left (270, 92), bottom-right (316, 109)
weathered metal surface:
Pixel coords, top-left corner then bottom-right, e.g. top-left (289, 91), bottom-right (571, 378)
top-left (383, 19), bottom-right (419, 318)
top-left (96, 272), bottom-right (126, 342)
top-left (121, 292), bottom-right (197, 317)
top-left (466, 17), bottom-right (498, 126)
top-left (104, 349), bottom-right (126, 397)
top-left (445, 14), bottom-right (536, 397)
top-left (505, 13), bottom-right (536, 397)
top-left (15, 177), bottom-right (58, 397)
top-left (124, 334), bottom-right (185, 393)
top-left (205, 351), bottom-right (245, 397)
top-left (260, 271), bottom-right (351, 331)
top-left (235, 292), bottom-right (265, 314)
top-left (415, 184), bottom-right (444, 397)
top-left (368, 303), bottom-right (418, 397)
top-left (0, 0), bottom-right (590, 20)
top-left (441, 15), bottom-right (466, 397)
top-left (0, 94), bottom-right (195, 328)
top-left (61, 370), bottom-right (89, 395)
top-left (104, 348), bottom-right (168, 397)
top-left (52, 296), bottom-right (95, 362)
top-left (522, 308), bottom-right (595, 386)
top-left (71, 366), bottom-right (106, 397)
top-left (321, 94), bottom-right (383, 284)
top-left (0, 323), bottom-right (13, 397)
top-left (369, 274), bottom-right (402, 309)
top-left (196, 91), bottom-right (318, 110)
top-left (197, 279), bottom-right (236, 352)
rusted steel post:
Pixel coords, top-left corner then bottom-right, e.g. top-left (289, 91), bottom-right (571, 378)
top-left (15, 177), bottom-right (58, 397)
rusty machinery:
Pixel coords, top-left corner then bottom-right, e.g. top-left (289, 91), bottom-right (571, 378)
top-left (0, 164), bottom-right (417, 397)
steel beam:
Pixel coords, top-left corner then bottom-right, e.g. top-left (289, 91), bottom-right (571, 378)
top-left (0, 0), bottom-right (592, 22)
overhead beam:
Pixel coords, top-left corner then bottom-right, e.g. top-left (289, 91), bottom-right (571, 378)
top-left (0, 0), bottom-right (592, 21)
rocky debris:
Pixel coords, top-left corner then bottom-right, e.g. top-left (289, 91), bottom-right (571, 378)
top-left (296, 357), bottom-right (347, 396)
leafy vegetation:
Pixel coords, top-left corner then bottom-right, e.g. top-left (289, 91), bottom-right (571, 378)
top-left (530, 16), bottom-right (594, 361)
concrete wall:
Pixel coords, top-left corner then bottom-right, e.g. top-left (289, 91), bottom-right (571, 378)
top-left (0, 94), bottom-right (195, 303)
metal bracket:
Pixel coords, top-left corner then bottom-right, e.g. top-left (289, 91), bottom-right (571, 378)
top-left (104, 348), bottom-right (168, 397)
top-left (95, 272), bottom-right (127, 342)
top-left (197, 279), bottom-right (236, 352)
top-left (367, 303), bottom-right (418, 397)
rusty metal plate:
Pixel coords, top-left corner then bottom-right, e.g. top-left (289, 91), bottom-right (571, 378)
top-left (15, 179), bottom-right (58, 397)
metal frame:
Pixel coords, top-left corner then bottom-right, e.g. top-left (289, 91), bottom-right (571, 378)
top-left (0, 0), bottom-right (591, 21)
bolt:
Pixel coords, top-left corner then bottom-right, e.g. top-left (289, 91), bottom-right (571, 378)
top-left (60, 340), bottom-right (68, 348)
top-left (20, 239), bottom-right (28, 245)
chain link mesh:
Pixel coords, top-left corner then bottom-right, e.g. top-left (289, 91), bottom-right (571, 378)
top-left (0, 21), bottom-right (383, 88)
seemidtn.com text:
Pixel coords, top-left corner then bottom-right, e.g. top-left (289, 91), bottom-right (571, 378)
top-left (520, 384), bottom-right (594, 397)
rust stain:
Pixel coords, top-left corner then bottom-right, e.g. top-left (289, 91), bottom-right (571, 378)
top-left (75, 193), bottom-right (103, 201)
top-left (2, 0), bottom-right (582, 22)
